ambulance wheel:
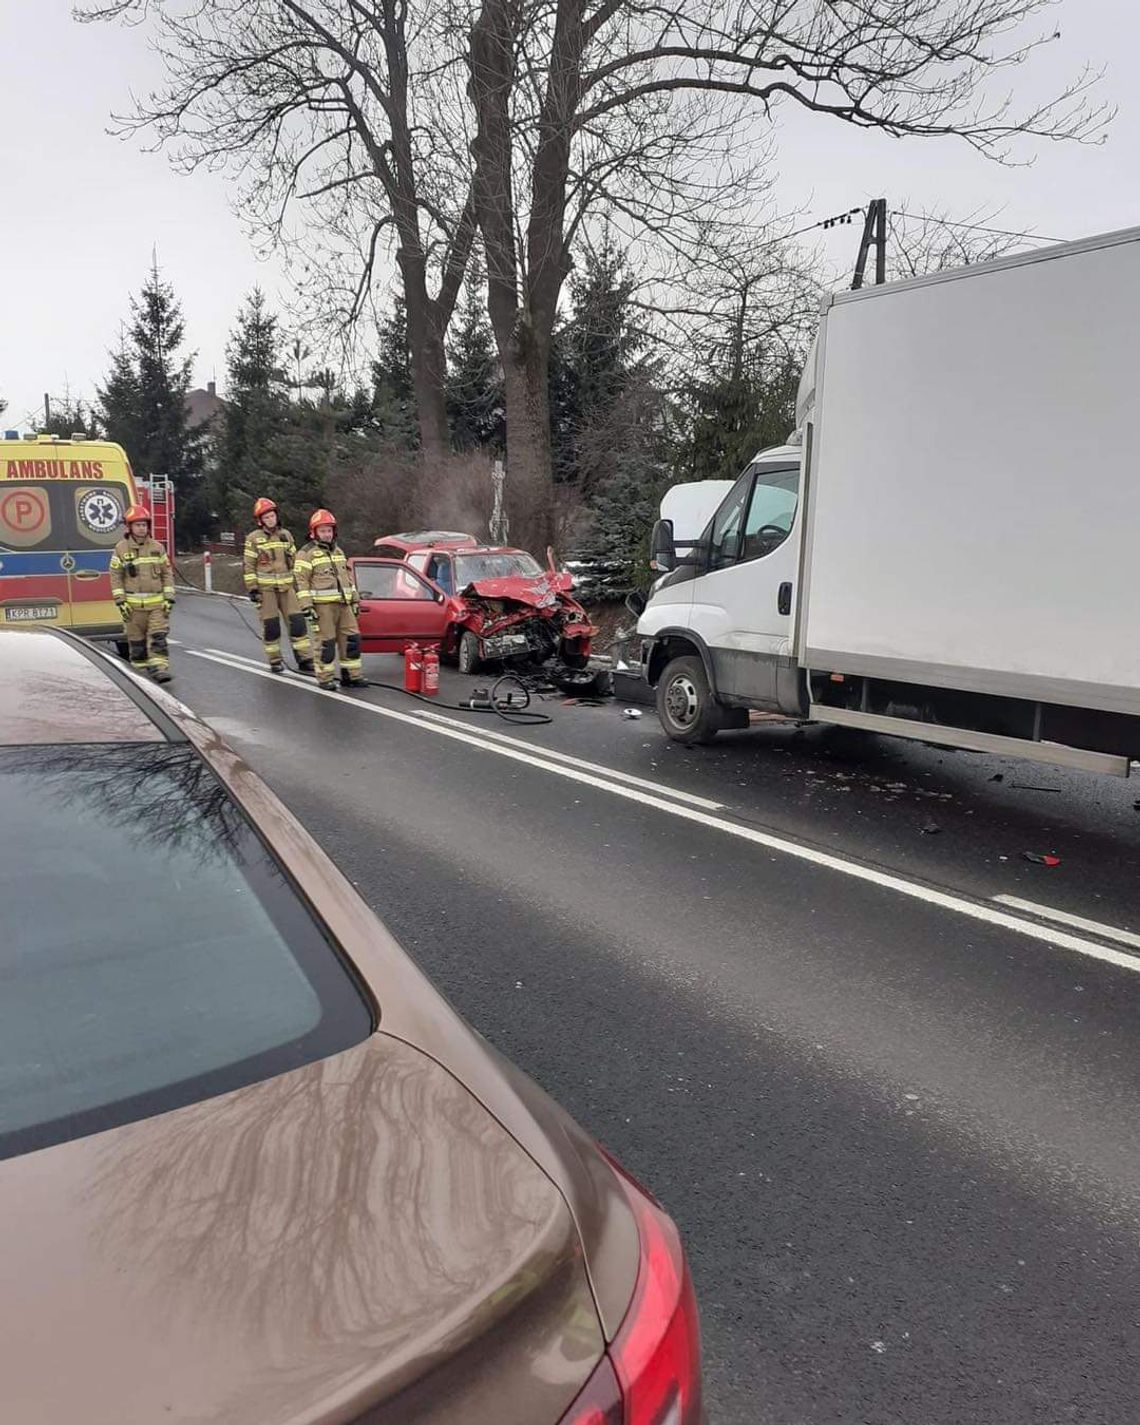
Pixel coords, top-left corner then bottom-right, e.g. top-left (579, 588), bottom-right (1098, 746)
top-left (458, 632), bottom-right (482, 675)
top-left (657, 655), bottom-right (721, 744)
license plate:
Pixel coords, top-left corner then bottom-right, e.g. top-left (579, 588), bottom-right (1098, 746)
top-left (5, 605), bottom-right (59, 622)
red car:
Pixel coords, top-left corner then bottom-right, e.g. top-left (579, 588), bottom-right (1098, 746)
top-left (365, 532), bottom-right (596, 675)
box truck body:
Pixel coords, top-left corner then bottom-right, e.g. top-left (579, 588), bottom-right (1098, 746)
top-left (639, 226), bottom-right (1140, 774)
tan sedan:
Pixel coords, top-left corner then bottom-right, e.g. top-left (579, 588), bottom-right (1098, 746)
top-left (0, 627), bottom-right (702, 1425)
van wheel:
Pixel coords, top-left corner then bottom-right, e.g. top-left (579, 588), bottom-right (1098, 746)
top-left (457, 631), bottom-right (481, 675)
top-left (657, 655), bottom-right (721, 744)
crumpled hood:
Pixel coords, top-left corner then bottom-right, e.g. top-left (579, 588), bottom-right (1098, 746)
top-left (463, 570), bottom-right (578, 610)
top-left (0, 1033), bottom-right (602, 1425)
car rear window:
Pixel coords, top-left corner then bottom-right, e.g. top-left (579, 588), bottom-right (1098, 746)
top-left (0, 742), bottom-right (373, 1160)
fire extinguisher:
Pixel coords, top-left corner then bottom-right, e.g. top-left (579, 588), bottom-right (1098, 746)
top-left (422, 645), bottom-right (440, 697)
top-left (404, 642), bottom-right (423, 693)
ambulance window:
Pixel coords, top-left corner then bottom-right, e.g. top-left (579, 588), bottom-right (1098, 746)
top-left (0, 742), bottom-right (372, 1161)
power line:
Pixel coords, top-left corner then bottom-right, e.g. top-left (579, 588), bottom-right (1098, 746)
top-left (892, 209), bottom-right (1066, 245)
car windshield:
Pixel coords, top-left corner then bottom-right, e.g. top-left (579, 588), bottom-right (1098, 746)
top-left (0, 742), bottom-right (372, 1160)
top-left (454, 552), bottom-right (544, 584)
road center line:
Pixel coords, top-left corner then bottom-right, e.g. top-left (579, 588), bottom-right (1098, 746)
top-left (186, 646), bottom-right (1140, 978)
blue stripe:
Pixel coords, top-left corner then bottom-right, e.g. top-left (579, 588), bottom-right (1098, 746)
top-left (0, 550), bottom-right (111, 575)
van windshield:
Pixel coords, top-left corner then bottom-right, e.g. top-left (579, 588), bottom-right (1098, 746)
top-left (0, 742), bottom-right (372, 1161)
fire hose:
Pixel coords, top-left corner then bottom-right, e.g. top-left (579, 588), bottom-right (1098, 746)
top-left (213, 590), bottom-right (554, 724)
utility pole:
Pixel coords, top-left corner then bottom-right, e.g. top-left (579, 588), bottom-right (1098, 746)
top-left (852, 199), bottom-right (888, 290)
top-left (44, 393), bottom-right (51, 427)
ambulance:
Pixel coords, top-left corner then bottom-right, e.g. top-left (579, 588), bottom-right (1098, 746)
top-left (0, 434), bottom-right (140, 642)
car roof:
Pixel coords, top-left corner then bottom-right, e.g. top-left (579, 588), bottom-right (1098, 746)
top-left (0, 629), bottom-right (168, 745)
top-left (373, 530), bottom-right (479, 551)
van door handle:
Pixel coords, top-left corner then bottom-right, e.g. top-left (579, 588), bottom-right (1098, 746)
top-left (778, 581), bottom-right (792, 615)
top-left (73, 570), bottom-right (100, 581)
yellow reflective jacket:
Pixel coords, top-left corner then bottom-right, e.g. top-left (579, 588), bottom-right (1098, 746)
top-left (109, 537), bottom-right (174, 607)
top-left (243, 527), bottom-right (298, 589)
top-left (294, 540), bottom-right (357, 606)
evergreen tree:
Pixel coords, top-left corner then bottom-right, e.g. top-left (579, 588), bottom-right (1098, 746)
top-left (96, 331), bottom-right (144, 460)
top-left (676, 354), bottom-right (800, 484)
top-left (556, 238), bottom-right (669, 592)
top-left (39, 397), bottom-right (99, 440)
top-left (213, 289), bottom-right (310, 528)
top-left (98, 259), bottom-right (207, 540)
top-left (370, 298), bottom-right (417, 448)
top-left (446, 274), bottom-right (503, 451)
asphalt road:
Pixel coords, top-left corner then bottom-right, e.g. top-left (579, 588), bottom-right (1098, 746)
top-left (168, 593), bottom-right (1140, 1424)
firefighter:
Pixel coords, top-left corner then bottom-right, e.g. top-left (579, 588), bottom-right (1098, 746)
top-left (294, 509), bottom-right (363, 691)
top-left (110, 505), bottom-right (175, 682)
top-left (243, 497), bottom-right (315, 674)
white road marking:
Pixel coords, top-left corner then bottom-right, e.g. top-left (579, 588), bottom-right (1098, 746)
top-left (409, 711), bottom-right (724, 810)
top-left (187, 645), bottom-right (1140, 978)
top-left (202, 645), bottom-right (725, 810)
top-left (993, 896), bottom-right (1140, 953)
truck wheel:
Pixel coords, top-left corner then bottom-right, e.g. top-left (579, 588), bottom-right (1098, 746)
top-left (657, 655), bottom-right (721, 743)
top-left (458, 631), bottom-right (481, 675)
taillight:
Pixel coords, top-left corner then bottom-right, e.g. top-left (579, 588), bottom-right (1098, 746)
top-left (559, 1160), bottom-right (702, 1425)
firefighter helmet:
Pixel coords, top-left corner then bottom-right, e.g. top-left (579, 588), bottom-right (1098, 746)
top-left (124, 504), bottom-right (151, 525)
top-left (309, 508), bottom-right (337, 538)
top-left (252, 497), bottom-right (278, 523)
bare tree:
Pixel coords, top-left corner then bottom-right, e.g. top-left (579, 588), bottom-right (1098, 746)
top-left (77, 0), bottom-right (478, 472)
top-left (460, 0), bottom-right (1104, 542)
top-left (81, 0), bottom-right (1106, 547)
top-left (886, 205), bottom-right (1053, 279)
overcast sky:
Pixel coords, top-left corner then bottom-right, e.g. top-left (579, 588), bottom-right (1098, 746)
top-left (1, 1), bottom-right (1135, 429)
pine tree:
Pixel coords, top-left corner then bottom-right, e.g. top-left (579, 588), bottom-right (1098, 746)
top-left (39, 397), bottom-right (99, 439)
top-left (446, 274), bottom-right (503, 451)
top-left (98, 258), bottom-right (207, 540)
top-left (371, 299), bottom-right (417, 448)
top-left (96, 331), bottom-right (144, 459)
top-left (677, 354), bottom-right (800, 484)
top-left (557, 238), bottom-right (669, 592)
top-left (214, 289), bottom-right (301, 527)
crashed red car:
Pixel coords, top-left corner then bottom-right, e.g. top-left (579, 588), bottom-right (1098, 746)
top-left (370, 532), bottom-right (597, 675)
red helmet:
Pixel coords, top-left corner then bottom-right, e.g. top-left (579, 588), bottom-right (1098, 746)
top-left (309, 508), bottom-right (337, 538)
top-left (253, 496), bottom-right (278, 523)
top-left (124, 504), bottom-right (150, 525)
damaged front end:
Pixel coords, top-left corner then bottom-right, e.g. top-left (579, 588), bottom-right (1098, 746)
top-left (461, 573), bottom-right (597, 673)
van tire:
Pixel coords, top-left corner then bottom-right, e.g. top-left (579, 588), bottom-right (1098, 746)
top-left (657, 655), bottom-right (721, 744)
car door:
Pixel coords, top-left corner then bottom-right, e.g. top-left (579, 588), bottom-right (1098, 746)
top-left (424, 552), bottom-right (456, 596)
top-left (688, 459), bottom-right (803, 703)
top-left (351, 560), bottom-right (453, 653)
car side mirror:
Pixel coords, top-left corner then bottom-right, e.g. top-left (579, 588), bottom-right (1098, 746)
top-left (649, 518), bottom-right (675, 572)
top-left (625, 590), bottom-right (647, 617)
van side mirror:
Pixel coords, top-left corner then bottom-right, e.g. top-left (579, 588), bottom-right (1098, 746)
top-left (649, 518), bottom-right (676, 572)
top-left (625, 589), bottom-right (647, 617)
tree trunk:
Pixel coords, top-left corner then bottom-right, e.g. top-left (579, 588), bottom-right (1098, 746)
top-left (405, 300), bottom-right (450, 471)
top-left (501, 332), bottom-right (555, 549)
